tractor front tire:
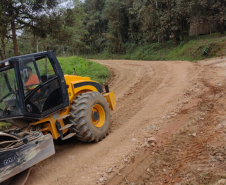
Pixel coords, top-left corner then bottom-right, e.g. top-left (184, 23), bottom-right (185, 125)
top-left (69, 92), bottom-right (111, 142)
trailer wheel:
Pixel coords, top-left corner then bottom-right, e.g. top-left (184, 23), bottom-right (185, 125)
top-left (69, 92), bottom-right (111, 142)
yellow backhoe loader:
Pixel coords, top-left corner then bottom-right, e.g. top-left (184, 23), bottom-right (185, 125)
top-left (0, 51), bottom-right (116, 185)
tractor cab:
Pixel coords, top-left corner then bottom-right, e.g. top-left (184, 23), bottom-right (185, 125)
top-left (0, 51), bottom-right (69, 124)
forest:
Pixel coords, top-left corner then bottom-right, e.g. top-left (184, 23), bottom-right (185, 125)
top-left (0, 0), bottom-right (226, 59)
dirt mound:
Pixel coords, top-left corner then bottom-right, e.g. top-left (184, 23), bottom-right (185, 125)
top-left (26, 58), bottom-right (226, 185)
top-left (107, 59), bottom-right (226, 185)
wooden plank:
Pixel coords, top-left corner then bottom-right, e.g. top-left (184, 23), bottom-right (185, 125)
top-left (0, 134), bottom-right (55, 183)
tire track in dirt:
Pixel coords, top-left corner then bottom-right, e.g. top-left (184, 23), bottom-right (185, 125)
top-left (26, 60), bottom-right (197, 185)
top-left (108, 58), bottom-right (226, 185)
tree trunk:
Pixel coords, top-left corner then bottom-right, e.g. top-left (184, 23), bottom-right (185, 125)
top-left (11, 20), bottom-right (19, 56)
top-left (117, 27), bottom-right (122, 53)
top-left (167, 0), bottom-right (172, 42)
top-left (128, 14), bottom-right (135, 43)
top-left (37, 39), bottom-right (39, 53)
top-left (220, 18), bottom-right (224, 35)
top-left (0, 48), bottom-right (2, 60)
top-left (173, 31), bottom-right (180, 45)
top-left (45, 58), bottom-right (47, 74)
top-left (181, 20), bottom-right (184, 41)
top-left (62, 45), bottom-right (65, 57)
top-left (1, 36), bottom-right (6, 60)
top-left (43, 39), bottom-right (47, 74)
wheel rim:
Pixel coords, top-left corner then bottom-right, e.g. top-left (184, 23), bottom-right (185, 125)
top-left (92, 104), bottom-right (105, 128)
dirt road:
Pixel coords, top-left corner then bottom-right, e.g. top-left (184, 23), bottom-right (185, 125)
top-left (26, 58), bottom-right (226, 185)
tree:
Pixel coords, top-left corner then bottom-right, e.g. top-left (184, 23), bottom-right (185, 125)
top-left (0, 6), bottom-right (9, 59)
top-left (212, 0), bottom-right (226, 34)
top-left (1, 0), bottom-right (226, 57)
top-left (184, 0), bottom-right (225, 36)
top-left (0, 0), bottom-right (58, 56)
top-left (82, 0), bottom-right (108, 53)
top-left (102, 0), bottom-right (130, 53)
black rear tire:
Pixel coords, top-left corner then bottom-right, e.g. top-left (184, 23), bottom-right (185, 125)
top-left (69, 91), bottom-right (111, 142)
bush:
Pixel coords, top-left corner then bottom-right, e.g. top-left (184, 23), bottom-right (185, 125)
top-left (58, 56), bottom-right (110, 84)
top-left (86, 32), bottom-right (226, 62)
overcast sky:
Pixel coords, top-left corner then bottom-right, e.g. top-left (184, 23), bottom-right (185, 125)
top-left (59, 0), bottom-right (84, 8)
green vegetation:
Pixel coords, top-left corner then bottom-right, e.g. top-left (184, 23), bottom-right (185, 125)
top-left (58, 56), bottom-right (110, 84)
top-left (1, 0), bottom-right (226, 60)
top-left (87, 33), bottom-right (226, 62)
top-left (201, 173), bottom-right (207, 178)
top-left (0, 122), bottom-right (11, 130)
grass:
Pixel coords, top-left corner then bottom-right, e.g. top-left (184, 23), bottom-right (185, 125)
top-left (0, 122), bottom-right (11, 130)
top-left (57, 56), bottom-right (110, 84)
top-left (86, 32), bottom-right (226, 62)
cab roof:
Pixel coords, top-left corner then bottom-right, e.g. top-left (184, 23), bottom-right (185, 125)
top-left (0, 51), bottom-right (50, 70)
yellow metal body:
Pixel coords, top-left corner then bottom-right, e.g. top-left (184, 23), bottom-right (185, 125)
top-left (29, 75), bottom-right (116, 140)
top-left (92, 104), bottom-right (105, 128)
top-left (104, 92), bottom-right (116, 111)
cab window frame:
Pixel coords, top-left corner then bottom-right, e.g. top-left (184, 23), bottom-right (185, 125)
top-left (22, 55), bottom-right (58, 102)
top-left (21, 54), bottom-right (63, 114)
top-left (36, 56), bottom-right (56, 79)
top-left (0, 64), bottom-right (23, 118)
